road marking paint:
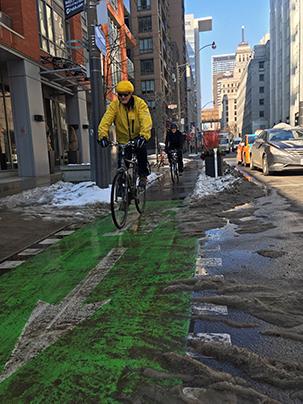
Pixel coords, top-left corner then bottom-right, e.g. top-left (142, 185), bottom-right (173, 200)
top-left (18, 249), bottom-right (42, 256)
top-left (0, 261), bottom-right (25, 269)
top-left (206, 233), bottom-right (221, 241)
top-left (188, 333), bottom-right (231, 344)
top-left (197, 257), bottom-right (222, 267)
top-left (204, 245), bottom-right (221, 252)
top-left (192, 303), bottom-right (228, 316)
top-left (55, 230), bottom-right (75, 236)
top-left (0, 248), bottom-right (126, 383)
top-left (39, 238), bottom-right (60, 245)
top-left (198, 244), bottom-right (221, 256)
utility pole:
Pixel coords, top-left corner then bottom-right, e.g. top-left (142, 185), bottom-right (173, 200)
top-left (176, 63), bottom-right (181, 128)
top-left (87, 0), bottom-right (109, 188)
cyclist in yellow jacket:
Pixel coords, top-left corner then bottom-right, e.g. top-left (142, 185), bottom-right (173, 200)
top-left (98, 80), bottom-right (152, 186)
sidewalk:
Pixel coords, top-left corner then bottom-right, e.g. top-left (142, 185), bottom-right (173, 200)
top-left (0, 170), bottom-right (62, 197)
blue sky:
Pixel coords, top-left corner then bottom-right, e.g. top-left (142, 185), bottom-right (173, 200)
top-left (184, 0), bottom-right (270, 106)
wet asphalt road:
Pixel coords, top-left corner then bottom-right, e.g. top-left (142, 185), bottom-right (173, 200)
top-left (150, 157), bottom-right (303, 403)
top-left (225, 153), bottom-right (303, 206)
top-left (191, 193), bottom-right (303, 402)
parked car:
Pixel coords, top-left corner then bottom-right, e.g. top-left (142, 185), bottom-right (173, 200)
top-left (250, 127), bottom-right (303, 175)
top-left (236, 134), bottom-right (257, 165)
top-left (218, 137), bottom-right (230, 153)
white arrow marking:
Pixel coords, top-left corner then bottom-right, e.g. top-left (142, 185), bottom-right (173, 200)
top-left (0, 248), bottom-right (126, 383)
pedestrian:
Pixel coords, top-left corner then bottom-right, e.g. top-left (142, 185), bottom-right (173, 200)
top-left (165, 123), bottom-right (184, 173)
top-left (98, 80), bottom-right (152, 188)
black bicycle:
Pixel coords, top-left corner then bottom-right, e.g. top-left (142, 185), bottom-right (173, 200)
top-left (110, 141), bottom-right (146, 229)
top-left (168, 149), bottom-right (179, 184)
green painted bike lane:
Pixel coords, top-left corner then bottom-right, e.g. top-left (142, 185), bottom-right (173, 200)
top-left (0, 201), bottom-right (196, 403)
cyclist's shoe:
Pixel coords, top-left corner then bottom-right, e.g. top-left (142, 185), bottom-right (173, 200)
top-left (138, 176), bottom-right (147, 190)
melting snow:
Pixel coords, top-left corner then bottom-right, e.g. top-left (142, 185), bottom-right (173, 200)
top-left (0, 173), bottom-right (162, 209)
top-left (191, 172), bottom-right (239, 199)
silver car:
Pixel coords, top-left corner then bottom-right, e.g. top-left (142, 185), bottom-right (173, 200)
top-left (250, 128), bottom-right (303, 175)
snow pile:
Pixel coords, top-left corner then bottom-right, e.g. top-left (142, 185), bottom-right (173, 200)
top-left (0, 181), bottom-right (109, 209)
top-left (191, 172), bottom-right (240, 200)
top-left (0, 173), bottom-right (161, 209)
top-left (52, 182), bottom-right (111, 207)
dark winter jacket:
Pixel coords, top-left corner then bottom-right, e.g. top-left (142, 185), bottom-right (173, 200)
top-left (165, 130), bottom-right (184, 151)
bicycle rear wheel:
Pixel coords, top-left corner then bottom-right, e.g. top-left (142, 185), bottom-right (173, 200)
top-left (111, 172), bottom-right (129, 229)
top-left (135, 176), bottom-right (146, 213)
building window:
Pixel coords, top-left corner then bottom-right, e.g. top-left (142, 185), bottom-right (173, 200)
top-left (259, 111), bottom-right (264, 117)
top-left (259, 86), bottom-right (264, 94)
top-left (141, 80), bottom-right (155, 93)
top-left (259, 74), bottom-right (264, 81)
top-left (139, 38), bottom-right (153, 54)
top-left (109, 0), bottom-right (118, 10)
top-left (37, 0), bottom-right (69, 58)
top-left (138, 16), bottom-right (152, 33)
top-left (140, 59), bottom-right (154, 75)
top-left (259, 61), bottom-right (264, 70)
top-left (137, 0), bottom-right (151, 11)
top-left (259, 98), bottom-right (264, 105)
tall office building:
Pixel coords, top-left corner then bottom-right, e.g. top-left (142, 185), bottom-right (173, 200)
top-left (212, 54), bottom-right (236, 106)
top-left (218, 28), bottom-right (252, 135)
top-left (270, 0), bottom-right (303, 126)
top-left (237, 40), bottom-right (270, 134)
top-left (185, 14), bottom-right (212, 130)
top-left (130, 0), bottom-right (187, 140)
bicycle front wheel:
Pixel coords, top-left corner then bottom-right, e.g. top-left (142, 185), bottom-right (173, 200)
top-left (135, 178), bottom-right (146, 214)
top-left (111, 172), bottom-right (129, 229)
top-left (170, 162), bottom-right (179, 184)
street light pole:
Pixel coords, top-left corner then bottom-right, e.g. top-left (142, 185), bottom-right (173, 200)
top-left (176, 62), bottom-right (181, 128)
top-left (87, 0), bottom-right (109, 188)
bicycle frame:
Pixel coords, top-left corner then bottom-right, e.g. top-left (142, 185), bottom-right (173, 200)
top-left (118, 142), bottom-right (138, 197)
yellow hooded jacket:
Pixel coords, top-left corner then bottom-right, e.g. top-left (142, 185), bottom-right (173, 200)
top-left (98, 95), bottom-right (152, 144)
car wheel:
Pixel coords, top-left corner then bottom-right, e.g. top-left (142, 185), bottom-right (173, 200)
top-left (250, 154), bottom-right (255, 170)
top-left (262, 154), bottom-right (270, 176)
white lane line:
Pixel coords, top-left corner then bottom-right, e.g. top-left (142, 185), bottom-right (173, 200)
top-left (39, 238), bottom-right (60, 245)
top-left (197, 244), bottom-right (221, 256)
top-left (188, 333), bottom-right (231, 344)
top-left (204, 245), bottom-right (221, 252)
top-left (197, 257), bottom-right (222, 267)
top-left (55, 230), bottom-right (75, 236)
top-left (195, 257), bottom-right (208, 276)
top-left (0, 261), bottom-right (25, 269)
top-left (18, 249), bottom-right (42, 256)
top-left (192, 303), bottom-right (228, 316)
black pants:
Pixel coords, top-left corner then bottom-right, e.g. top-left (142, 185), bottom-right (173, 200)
top-left (118, 144), bottom-right (149, 177)
top-left (168, 149), bottom-right (183, 172)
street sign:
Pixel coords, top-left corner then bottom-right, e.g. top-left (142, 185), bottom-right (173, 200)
top-left (64, 0), bottom-right (85, 19)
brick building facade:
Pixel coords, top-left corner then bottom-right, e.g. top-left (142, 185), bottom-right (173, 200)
top-left (0, 0), bottom-right (134, 179)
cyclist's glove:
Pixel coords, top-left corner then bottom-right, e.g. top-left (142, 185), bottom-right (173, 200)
top-left (98, 137), bottom-right (109, 148)
top-left (134, 136), bottom-right (146, 149)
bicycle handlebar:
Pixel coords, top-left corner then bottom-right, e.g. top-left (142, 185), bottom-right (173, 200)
top-left (109, 140), bottom-right (135, 148)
